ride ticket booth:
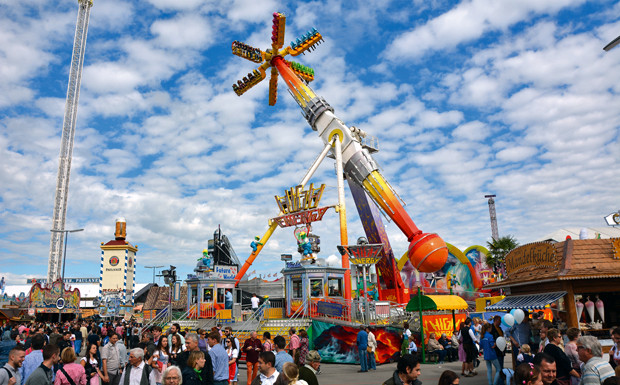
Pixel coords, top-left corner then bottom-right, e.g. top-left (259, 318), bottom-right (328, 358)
top-left (186, 265), bottom-right (239, 320)
top-left (282, 261), bottom-right (347, 317)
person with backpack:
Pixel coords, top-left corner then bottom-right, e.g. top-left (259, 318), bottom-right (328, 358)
top-left (0, 347), bottom-right (25, 385)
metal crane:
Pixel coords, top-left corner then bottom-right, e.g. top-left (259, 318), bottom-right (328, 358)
top-left (47, 0), bottom-right (93, 283)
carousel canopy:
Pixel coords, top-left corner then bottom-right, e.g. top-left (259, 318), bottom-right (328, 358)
top-left (486, 291), bottom-right (566, 311)
top-left (406, 293), bottom-right (468, 312)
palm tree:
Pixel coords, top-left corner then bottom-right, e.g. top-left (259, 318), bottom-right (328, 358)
top-left (486, 235), bottom-right (519, 274)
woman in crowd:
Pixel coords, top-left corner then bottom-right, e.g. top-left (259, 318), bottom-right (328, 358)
top-left (514, 363), bottom-right (542, 385)
top-left (438, 370), bottom-right (459, 385)
top-left (262, 332), bottom-right (273, 352)
top-left (564, 328), bottom-right (582, 385)
top-left (427, 333), bottom-right (447, 364)
top-left (162, 366), bottom-right (182, 385)
top-left (609, 327), bottom-right (620, 369)
top-left (459, 318), bottom-right (478, 377)
top-left (81, 343), bottom-right (105, 385)
top-left (480, 323), bottom-right (500, 385)
top-left (281, 362), bottom-right (308, 385)
top-left (298, 329), bottom-right (309, 366)
top-left (226, 338), bottom-right (239, 385)
top-left (181, 351), bottom-right (207, 385)
top-left (197, 329), bottom-right (208, 354)
top-left (170, 334), bottom-right (185, 366)
top-left (544, 329), bottom-right (580, 385)
top-left (152, 336), bottom-right (171, 385)
top-left (55, 347), bottom-right (87, 385)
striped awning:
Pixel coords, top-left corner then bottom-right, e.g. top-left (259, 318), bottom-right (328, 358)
top-left (486, 291), bottom-right (566, 311)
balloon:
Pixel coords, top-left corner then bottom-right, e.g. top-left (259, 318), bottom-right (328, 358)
top-left (502, 314), bottom-right (515, 327)
top-left (496, 336), bottom-right (507, 352)
top-left (513, 309), bottom-right (525, 325)
top-left (510, 309), bottom-right (517, 317)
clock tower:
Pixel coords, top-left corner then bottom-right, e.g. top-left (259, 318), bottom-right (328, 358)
top-left (99, 218), bottom-right (138, 304)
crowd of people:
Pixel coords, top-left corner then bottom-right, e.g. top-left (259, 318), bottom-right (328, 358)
top-left (387, 313), bottom-right (620, 385)
top-left (0, 321), bottom-right (320, 385)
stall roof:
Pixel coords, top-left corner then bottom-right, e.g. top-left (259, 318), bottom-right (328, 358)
top-left (486, 291), bottom-right (566, 311)
top-left (406, 294), bottom-right (468, 312)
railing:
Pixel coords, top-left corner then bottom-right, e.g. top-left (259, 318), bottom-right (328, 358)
top-left (139, 308), bottom-right (169, 337)
top-left (232, 300), bottom-right (269, 339)
top-left (188, 304), bottom-right (217, 319)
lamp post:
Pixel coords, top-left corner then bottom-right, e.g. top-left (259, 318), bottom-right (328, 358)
top-left (145, 265), bottom-right (164, 284)
top-left (50, 228), bottom-right (84, 322)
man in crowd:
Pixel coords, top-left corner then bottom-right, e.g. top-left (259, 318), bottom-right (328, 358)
top-left (19, 334), bottom-right (45, 385)
top-left (243, 332), bottom-right (263, 385)
top-left (161, 366), bottom-right (182, 385)
top-left (273, 336), bottom-right (293, 373)
top-left (207, 332), bottom-right (229, 385)
top-left (491, 315), bottom-right (505, 383)
top-left (57, 332), bottom-right (72, 354)
top-left (102, 333), bottom-right (123, 385)
top-left (288, 329), bottom-right (299, 361)
top-left (151, 327), bottom-right (162, 345)
top-left (118, 348), bottom-right (156, 385)
top-left (167, 324), bottom-right (185, 348)
top-left (0, 347), bottom-right (25, 385)
top-left (251, 352), bottom-right (278, 385)
top-left (71, 323), bottom-right (83, 356)
top-left (176, 333), bottom-right (213, 384)
top-left (298, 350), bottom-right (320, 385)
top-left (577, 336), bottom-right (614, 385)
top-left (24, 344), bottom-right (59, 385)
top-left (382, 354), bottom-right (422, 385)
top-left (533, 353), bottom-right (557, 385)
top-left (356, 326), bottom-right (368, 373)
top-left (222, 327), bottom-right (239, 350)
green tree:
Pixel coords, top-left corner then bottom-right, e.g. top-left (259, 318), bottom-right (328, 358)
top-left (486, 235), bottom-right (519, 273)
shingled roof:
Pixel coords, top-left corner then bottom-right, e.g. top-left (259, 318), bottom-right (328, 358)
top-left (485, 238), bottom-right (620, 288)
top-left (143, 286), bottom-right (187, 310)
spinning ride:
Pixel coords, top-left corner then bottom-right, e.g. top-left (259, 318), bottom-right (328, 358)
top-left (232, 12), bottom-right (448, 302)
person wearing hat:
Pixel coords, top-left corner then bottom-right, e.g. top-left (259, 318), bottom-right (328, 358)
top-left (299, 351), bottom-right (320, 385)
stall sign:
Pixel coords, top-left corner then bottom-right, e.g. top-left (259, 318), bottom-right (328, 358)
top-left (505, 242), bottom-right (557, 275)
top-left (210, 265), bottom-right (238, 280)
top-left (286, 262), bottom-right (301, 269)
top-left (317, 301), bottom-right (343, 317)
top-left (422, 313), bottom-right (467, 339)
top-left (29, 280), bottom-right (80, 312)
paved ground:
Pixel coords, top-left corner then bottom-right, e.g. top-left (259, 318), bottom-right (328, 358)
top-left (239, 360), bottom-right (497, 385)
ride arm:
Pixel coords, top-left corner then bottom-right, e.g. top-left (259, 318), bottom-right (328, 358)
top-left (234, 220), bottom-right (279, 286)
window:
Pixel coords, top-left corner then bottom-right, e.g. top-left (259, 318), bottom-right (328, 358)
top-left (203, 288), bottom-right (213, 302)
top-left (191, 288), bottom-right (198, 304)
top-left (292, 279), bottom-right (303, 298)
top-left (328, 278), bottom-right (343, 297)
top-left (310, 278), bottom-right (323, 297)
top-left (217, 288), bottom-right (226, 303)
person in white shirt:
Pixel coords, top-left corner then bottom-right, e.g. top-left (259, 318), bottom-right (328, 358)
top-left (252, 352), bottom-right (278, 385)
top-left (251, 294), bottom-right (260, 313)
top-left (118, 348), bottom-right (156, 385)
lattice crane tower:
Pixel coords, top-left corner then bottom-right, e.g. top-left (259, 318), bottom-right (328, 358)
top-left (485, 194), bottom-right (499, 241)
top-left (47, 0), bottom-right (94, 283)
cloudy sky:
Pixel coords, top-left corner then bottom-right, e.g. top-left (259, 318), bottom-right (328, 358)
top-left (1, 0), bottom-right (619, 286)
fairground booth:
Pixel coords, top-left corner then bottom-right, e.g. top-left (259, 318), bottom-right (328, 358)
top-left (484, 238), bottom-right (620, 351)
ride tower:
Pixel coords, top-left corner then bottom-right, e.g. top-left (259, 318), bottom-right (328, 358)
top-left (231, 12), bottom-right (449, 303)
top-left (48, 0), bottom-right (94, 283)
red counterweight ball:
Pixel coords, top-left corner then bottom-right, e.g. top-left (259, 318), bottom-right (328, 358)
top-left (408, 232), bottom-right (449, 273)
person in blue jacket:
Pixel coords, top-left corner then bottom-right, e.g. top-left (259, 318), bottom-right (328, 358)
top-left (481, 323), bottom-right (501, 385)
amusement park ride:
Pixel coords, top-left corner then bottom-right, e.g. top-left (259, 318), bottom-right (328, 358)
top-left (231, 12), bottom-right (449, 304)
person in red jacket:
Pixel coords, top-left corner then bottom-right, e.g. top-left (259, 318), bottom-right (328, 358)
top-left (242, 332), bottom-right (263, 385)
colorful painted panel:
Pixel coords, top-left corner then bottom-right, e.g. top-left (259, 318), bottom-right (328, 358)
top-left (311, 320), bottom-right (402, 364)
top-left (29, 280), bottom-right (80, 312)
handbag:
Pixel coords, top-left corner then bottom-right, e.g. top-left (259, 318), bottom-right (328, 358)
top-left (367, 346), bottom-right (372, 353)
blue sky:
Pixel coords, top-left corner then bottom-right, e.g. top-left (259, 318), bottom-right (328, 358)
top-left (1, 0), bottom-right (619, 285)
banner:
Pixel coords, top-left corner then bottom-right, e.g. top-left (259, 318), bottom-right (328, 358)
top-left (422, 313), bottom-right (466, 340)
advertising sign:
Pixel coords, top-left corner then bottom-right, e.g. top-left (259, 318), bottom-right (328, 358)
top-left (505, 242), bottom-right (557, 275)
top-left (317, 301), bottom-right (344, 317)
top-left (210, 265), bottom-right (238, 280)
top-left (422, 313), bottom-right (467, 339)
